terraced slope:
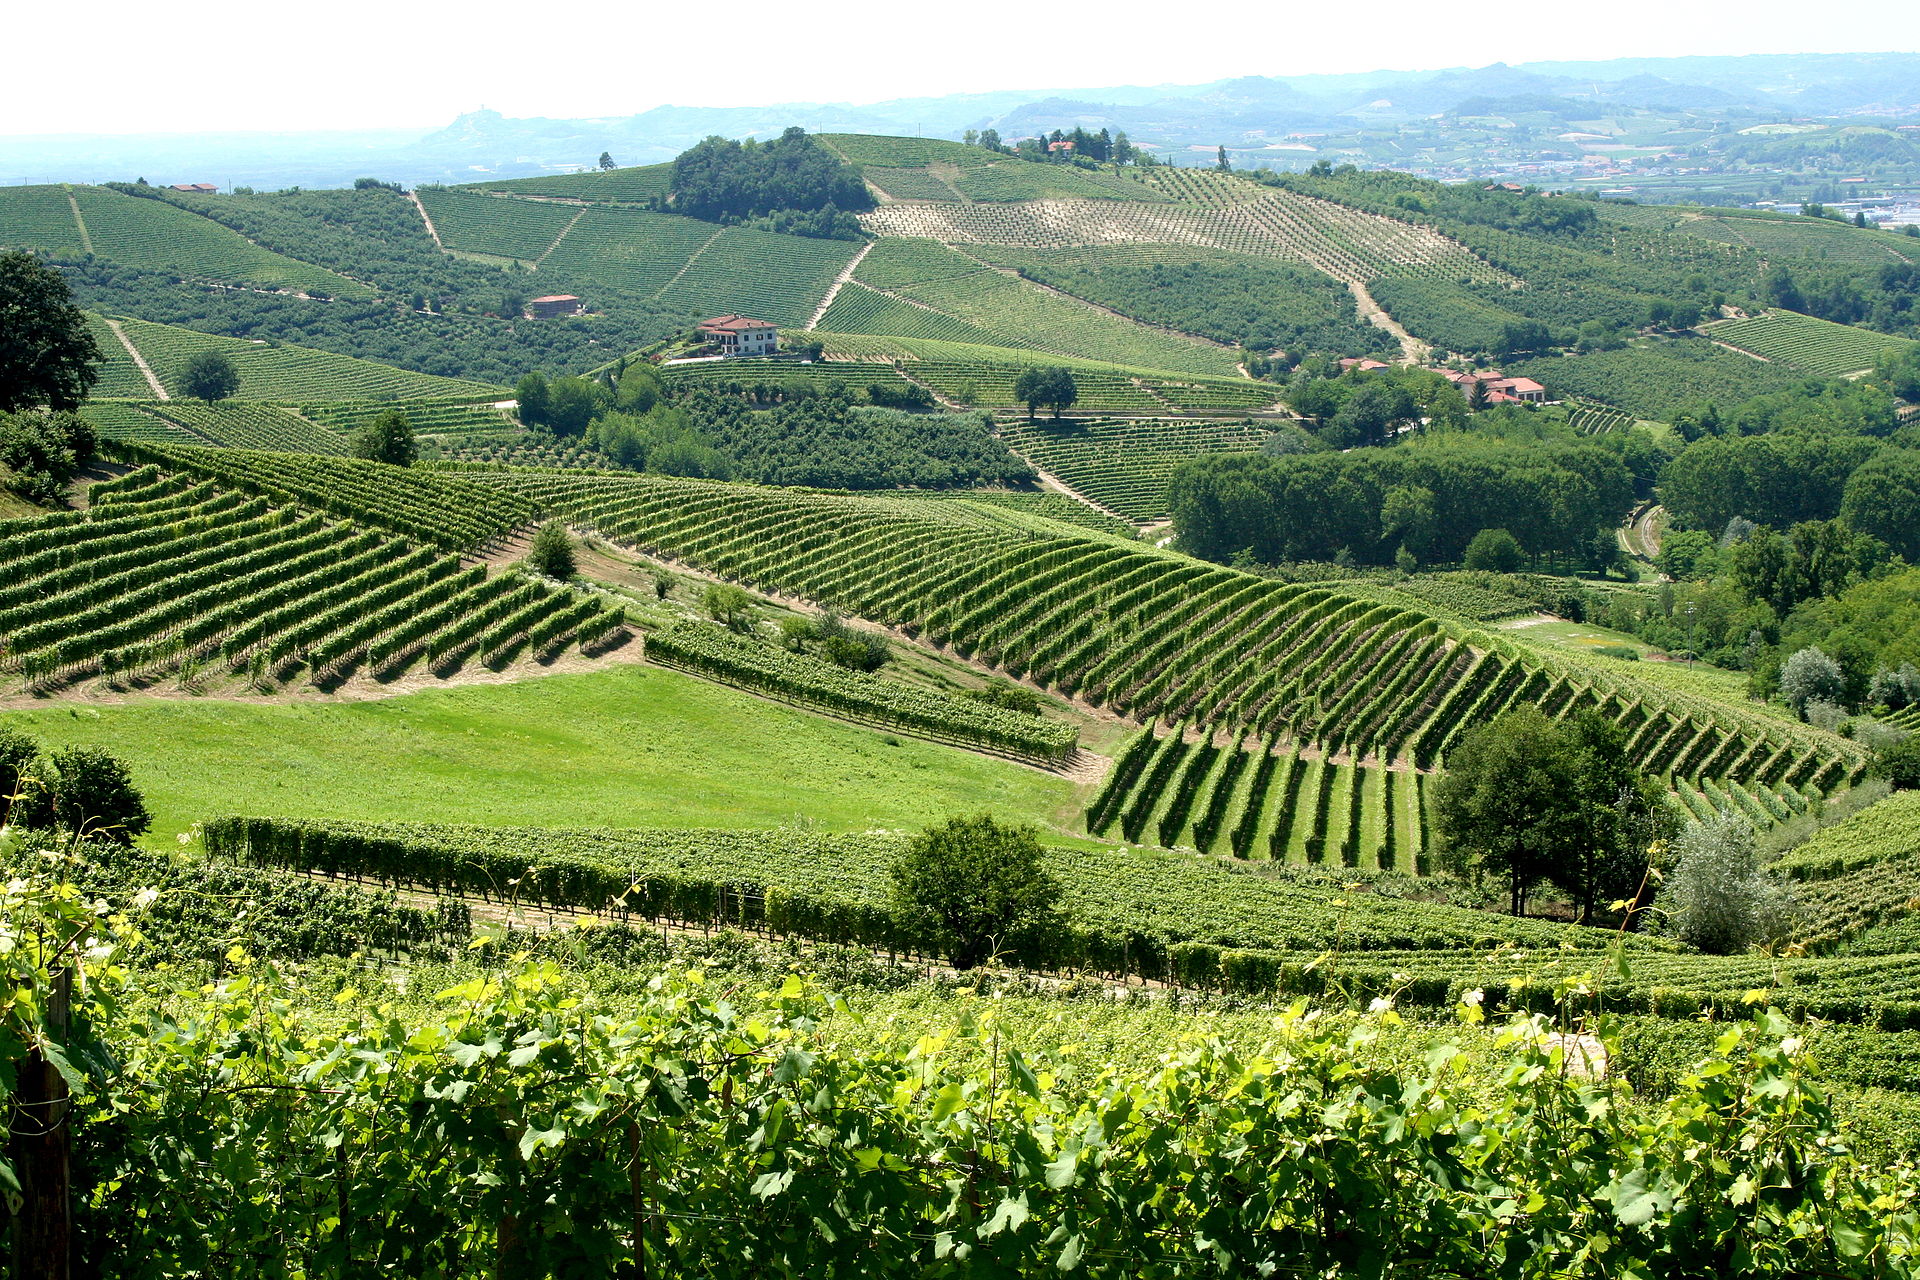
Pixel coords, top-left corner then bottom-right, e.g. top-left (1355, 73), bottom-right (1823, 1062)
top-left (859, 190), bottom-right (1508, 287)
top-left (111, 316), bottom-right (504, 401)
top-left (475, 470), bottom-right (1862, 793)
top-left (141, 403), bottom-right (350, 454)
top-left (0, 465), bottom-right (618, 690)
top-left (1703, 310), bottom-right (1917, 376)
top-left (1772, 791), bottom-right (1920, 951)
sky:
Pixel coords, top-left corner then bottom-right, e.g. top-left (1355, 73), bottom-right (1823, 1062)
top-left (7, 0), bottom-right (1919, 137)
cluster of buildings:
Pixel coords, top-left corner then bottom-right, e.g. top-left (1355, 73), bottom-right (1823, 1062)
top-left (1338, 357), bottom-right (1549, 404)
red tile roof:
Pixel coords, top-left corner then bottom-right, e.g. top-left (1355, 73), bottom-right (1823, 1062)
top-left (699, 314), bottom-right (774, 331)
top-left (529, 295), bottom-right (580, 304)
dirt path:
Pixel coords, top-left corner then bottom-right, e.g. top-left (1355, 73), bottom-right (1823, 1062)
top-left (1026, 461), bottom-right (1136, 526)
top-left (1348, 280), bottom-right (1428, 364)
top-left (103, 317), bottom-right (168, 399)
top-left (649, 227), bottom-right (724, 300)
top-left (408, 191), bottom-right (445, 250)
top-left (65, 188), bottom-right (95, 255)
top-left (806, 240), bottom-right (874, 329)
top-left (534, 208), bottom-right (586, 266)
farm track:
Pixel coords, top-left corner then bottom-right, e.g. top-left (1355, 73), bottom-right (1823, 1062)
top-left (533, 208), bottom-right (586, 266)
top-left (1349, 280), bottom-right (1428, 363)
top-left (103, 316), bottom-right (169, 400)
top-left (806, 240), bottom-right (875, 330)
top-left (65, 188), bottom-right (95, 256)
top-left (649, 227), bottom-right (725, 300)
top-left (408, 191), bottom-right (445, 250)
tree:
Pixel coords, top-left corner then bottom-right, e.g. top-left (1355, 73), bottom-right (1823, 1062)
top-left (1664, 812), bottom-right (1793, 954)
top-left (889, 814), bottom-right (1062, 969)
top-left (545, 375), bottom-right (604, 436)
top-left (1877, 735), bottom-right (1920, 790)
top-left (178, 351), bottom-right (238, 403)
top-left (650, 568), bottom-right (674, 600)
top-left (1590, 528), bottom-right (1627, 579)
top-left (0, 250), bottom-right (101, 414)
top-left (978, 128), bottom-right (1002, 153)
top-left (351, 410), bottom-right (416, 467)
top-left (598, 151), bottom-right (617, 171)
top-left (1433, 708), bottom-right (1574, 915)
top-left (702, 582), bottom-right (753, 630)
top-left (0, 727), bottom-right (48, 827)
top-left (1463, 527), bottom-right (1525, 572)
top-left (45, 747), bottom-right (150, 845)
top-left (1014, 366), bottom-right (1076, 422)
top-left (1779, 646), bottom-right (1846, 718)
top-left (1840, 449), bottom-right (1920, 563)
top-left (1216, 146), bottom-right (1230, 173)
top-left (515, 372), bottom-right (551, 427)
top-left (1554, 712), bottom-right (1676, 923)
top-left (0, 411), bottom-right (93, 506)
top-left (526, 521), bottom-right (575, 579)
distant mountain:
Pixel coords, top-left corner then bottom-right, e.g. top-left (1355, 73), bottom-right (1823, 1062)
top-left (3, 51), bottom-right (1916, 190)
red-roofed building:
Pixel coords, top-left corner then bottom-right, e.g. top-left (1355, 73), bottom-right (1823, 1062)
top-left (1339, 357), bottom-right (1391, 373)
top-left (169, 183), bottom-right (218, 194)
top-left (1048, 140), bottom-right (1075, 153)
top-left (527, 294), bottom-right (584, 319)
top-left (698, 314), bottom-right (778, 356)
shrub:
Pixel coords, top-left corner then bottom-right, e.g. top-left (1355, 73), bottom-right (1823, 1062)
top-left (46, 746), bottom-right (151, 845)
top-left (1780, 647), bottom-right (1846, 719)
top-left (526, 521), bottom-right (575, 580)
top-left (1463, 527), bottom-right (1525, 572)
top-left (1664, 811), bottom-right (1796, 954)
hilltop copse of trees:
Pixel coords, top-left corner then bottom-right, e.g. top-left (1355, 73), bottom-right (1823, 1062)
top-left (667, 127), bottom-right (872, 239)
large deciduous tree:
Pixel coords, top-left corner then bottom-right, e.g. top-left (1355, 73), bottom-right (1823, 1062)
top-left (890, 813), bottom-right (1061, 969)
top-left (352, 409), bottom-right (417, 467)
top-left (178, 350), bottom-right (239, 403)
top-left (0, 251), bottom-right (102, 413)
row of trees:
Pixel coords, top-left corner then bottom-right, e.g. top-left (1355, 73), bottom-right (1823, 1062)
top-left (1169, 437), bottom-right (1635, 568)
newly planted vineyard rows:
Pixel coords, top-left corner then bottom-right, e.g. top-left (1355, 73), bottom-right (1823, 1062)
top-left (646, 621), bottom-right (1078, 763)
top-left (479, 470), bottom-right (1860, 791)
top-left (994, 416), bottom-right (1274, 521)
top-left (105, 442), bottom-right (536, 552)
top-left (115, 316), bottom-right (503, 401)
top-left (416, 188), bottom-right (580, 261)
top-left (1704, 310), bottom-right (1916, 376)
top-left (858, 191), bottom-right (1508, 287)
top-left (458, 164), bottom-right (674, 203)
top-left (0, 465), bottom-right (617, 689)
top-left (1086, 724), bottom-right (1432, 872)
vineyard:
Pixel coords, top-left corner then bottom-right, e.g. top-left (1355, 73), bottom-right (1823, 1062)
top-left (645, 621), bottom-right (1079, 763)
top-left (80, 402), bottom-right (204, 446)
top-left (81, 315), bottom-right (160, 398)
top-left (817, 133), bottom-right (1166, 204)
top-left (1670, 209), bottom-right (1920, 267)
top-left (659, 355), bottom-right (922, 399)
top-left (113, 315), bottom-right (504, 400)
top-left (1703, 309), bottom-right (1917, 376)
top-left (203, 812), bottom-right (1920, 1028)
top-left (0, 184), bottom-right (90, 256)
top-left (143, 402), bottom-right (351, 454)
top-left (993, 415), bottom-right (1274, 521)
top-left (898, 490), bottom-right (1139, 539)
top-left (0, 464), bottom-right (620, 690)
top-left (1567, 398), bottom-right (1637, 434)
top-left (801, 333), bottom-right (1274, 412)
top-left (105, 442), bottom-right (537, 552)
top-left (67, 186), bottom-right (372, 296)
top-left (423, 430), bottom-right (616, 470)
top-left (300, 399), bottom-right (515, 436)
top-left (415, 188), bottom-right (581, 261)
top-left (1770, 790), bottom-right (1920, 951)
top-left (839, 238), bottom-right (1242, 376)
top-left (468, 469), bottom-right (1862, 793)
top-left (857, 190), bottom-right (1510, 287)
top-left (457, 164), bottom-right (674, 203)
top-left (1087, 724), bottom-right (1433, 870)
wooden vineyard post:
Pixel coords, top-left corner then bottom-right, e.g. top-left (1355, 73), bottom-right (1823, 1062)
top-left (9, 965), bottom-right (72, 1280)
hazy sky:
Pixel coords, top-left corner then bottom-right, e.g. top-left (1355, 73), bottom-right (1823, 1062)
top-left (8, 0), bottom-right (1919, 136)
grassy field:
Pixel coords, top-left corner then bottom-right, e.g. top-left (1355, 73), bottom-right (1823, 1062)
top-left (3, 665), bottom-right (1084, 844)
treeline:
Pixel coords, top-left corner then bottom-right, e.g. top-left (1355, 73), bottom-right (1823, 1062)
top-left (668, 128), bottom-right (871, 238)
top-left (1169, 437), bottom-right (1634, 567)
top-left (1268, 165), bottom-right (1600, 238)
